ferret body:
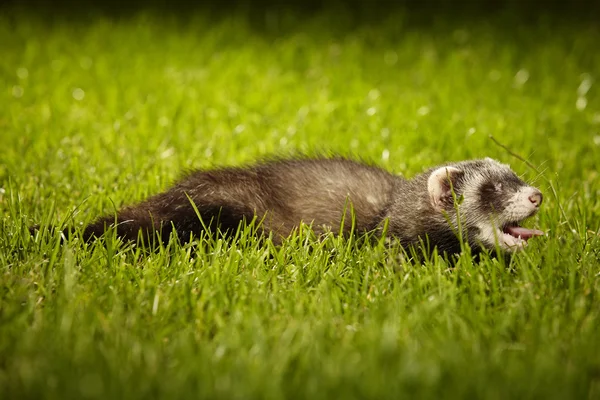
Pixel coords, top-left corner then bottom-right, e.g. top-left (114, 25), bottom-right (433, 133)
top-left (74, 157), bottom-right (543, 254)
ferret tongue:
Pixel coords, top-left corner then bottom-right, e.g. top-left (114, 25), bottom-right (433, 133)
top-left (504, 226), bottom-right (544, 240)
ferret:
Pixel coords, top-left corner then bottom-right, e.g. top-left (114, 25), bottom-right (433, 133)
top-left (33, 157), bottom-right (544, 254)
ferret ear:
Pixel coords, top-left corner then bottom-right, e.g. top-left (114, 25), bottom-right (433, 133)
top-left (427, 166), bottom-right (463, 211)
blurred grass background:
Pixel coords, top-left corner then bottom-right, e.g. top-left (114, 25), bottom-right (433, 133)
top-left (1, 1), bottom-right (599, 399)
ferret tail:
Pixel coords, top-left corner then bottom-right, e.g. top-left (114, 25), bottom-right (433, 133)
top-left (29, 209), bottom-right (167, 244)
top-left (82, 208), bottom-right (167, 243)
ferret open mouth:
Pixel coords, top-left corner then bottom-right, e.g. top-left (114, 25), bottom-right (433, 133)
top-left (501, 224), bottom-right (544, 247)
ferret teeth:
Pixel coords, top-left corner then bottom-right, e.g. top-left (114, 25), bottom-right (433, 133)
top-left (501, 231), bottom-right (527, 251)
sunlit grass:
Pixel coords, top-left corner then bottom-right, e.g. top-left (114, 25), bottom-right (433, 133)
top-left (1, 4), bottom-right (599, 399)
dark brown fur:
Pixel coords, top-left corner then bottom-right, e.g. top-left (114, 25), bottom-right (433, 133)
top-left (31, 157), bottom-right (542, 255)
top-left (83, 158), bottom-right (396, 245)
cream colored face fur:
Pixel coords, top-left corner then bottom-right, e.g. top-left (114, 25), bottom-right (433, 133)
top-left (428, 158), bottom-right (543, 252)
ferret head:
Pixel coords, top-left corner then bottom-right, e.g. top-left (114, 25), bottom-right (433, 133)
top-left (427, 158), bottom-right (544, 252)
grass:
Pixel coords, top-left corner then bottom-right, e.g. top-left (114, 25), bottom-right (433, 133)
top-left (1, 3), bottom-right (600, 399)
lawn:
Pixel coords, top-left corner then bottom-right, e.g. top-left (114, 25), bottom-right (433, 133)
top-left (1, 2), bottom-right (599, 399)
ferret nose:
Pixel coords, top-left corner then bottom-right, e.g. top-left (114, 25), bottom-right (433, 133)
top-left (528, 190), bottom-right (543, 207)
